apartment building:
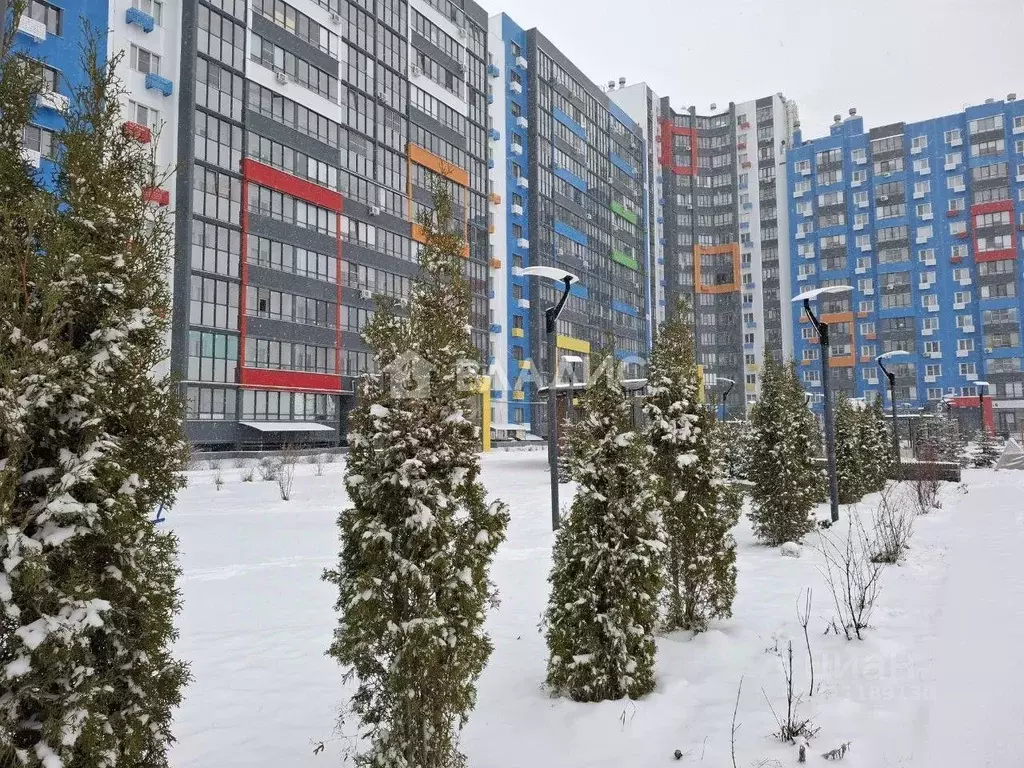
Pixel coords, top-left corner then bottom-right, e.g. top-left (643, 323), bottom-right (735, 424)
top-left (10, 0), bottom-right (182, 377)
top-left (610, 86), bottom-right (797, 417)
top-left (788, 98), bottom-right (1024, 435)
top-left (487, 14), bottom-right (649, 434)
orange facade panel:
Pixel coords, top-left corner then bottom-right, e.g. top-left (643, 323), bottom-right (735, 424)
top-left (407, 144), bottom-right (470, 187)
top-left (693, 243), bottom-right (741, 294)
top-left (831, 355), bottom-right (855, 368)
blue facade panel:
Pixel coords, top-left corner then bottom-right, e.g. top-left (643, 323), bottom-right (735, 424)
top-left (11, 1), bottom-right (111, 189)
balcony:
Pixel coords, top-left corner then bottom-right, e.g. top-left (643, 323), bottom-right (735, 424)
top-left (517, 298), bottom-right (530, 309)
top-left (511, 203), bottom-right (524, 216)
top-left (122, 121), bottom-right (152, 143)
top-left (487, 63), bottom-right (500, 78)
top-left (516, 115), bottom-right (528, 128)
top-left (126, 7), bottom-right (155, 32)
top-left (511, 327), bottom-right (524, 338)
top-left (516, 176), bottom-right (529, 189)
top-left (516, 55), bottom-right (528, 69)
top-left (17, 15), bottom-right (47, 41)
top-left (510, 81), bottom-right (523, 94)
top-left (142, 187), bottom-right (170, 206)
top-left (20, 147), bottom-right (42, 168)
top-left (36, 90), bottom-right (69, 113)
top-left (517, 237), bottom-right (530, 250)
top-left (489, 127), bottom-right (500, 141)
top-left (510, 142), bottom-right (523, 156)
top-left (145, 73), bottom-right (173, 97)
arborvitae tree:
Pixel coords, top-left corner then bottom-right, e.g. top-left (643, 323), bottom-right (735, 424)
top-left (834, 394), bottom-right (866, 503)
top-left (644, 308), bottom-right (738, 632)
top-left (973, 428), bottom-right (1001, 468)
top-left (0, 34), bottom-right (189, 767)
top-left (748, 357), bottom-right (822, 546)
top-left (545, 353), bottom-right (664, 701)
top-left (716, 419), bottom-right (752, 484)
top-left (858, 397), bottom-right (891, 493)
top-left (323, 182), bottom-right (509, 768)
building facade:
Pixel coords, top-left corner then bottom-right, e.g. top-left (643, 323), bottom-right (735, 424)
top-left (11, 0), bottom-right (182, 377)
top-left (487, 14), bottom-right (649, 434)
top-left (610, 86), bottom-right (798, 417)
top-left (788, 99), bottom-right (1024, 436)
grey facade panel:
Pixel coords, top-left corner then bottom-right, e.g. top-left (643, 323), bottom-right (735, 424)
top-left (342, 241), bottom-right (421, 278)
top-left (170, 0), bottom-right (202, 382)
top-left (409, 106), bottom-right (466, 149)
top-left (246, 316), bottom-right (337, 348)
top-left (248, 215), bottom-right (337, 255)
top-left (411, 32), bottom-right (465, 79)
top-left (251, 14), bottom-right (339, 78)
top-left (246, 110), bottom-right (340, 167)
top-left (246, 264), bottom-right (339, 302)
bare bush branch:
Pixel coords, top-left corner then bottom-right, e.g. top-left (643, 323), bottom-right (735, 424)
top-left (731, 677), bottom-right (743, 768)
top-left (871, 483), bottom-right (914, 564)
top-left (762, 642), bottom-right (818, 743)
top-left (815, 512), bottom-right (884, 640)
top-left (277, 446), bottom-right (297, 501)
top-left (797, 589), bottom-right (814, 698)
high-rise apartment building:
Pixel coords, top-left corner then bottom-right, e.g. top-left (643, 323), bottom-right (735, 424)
top-left (788, 98), bottom-right (1024, 435)
top-left (170, 0), bottom-right (494, 448)
top-left (611, 86), bottom-right (798, 416)
top-left (487, 14), bottom-right (649, 434)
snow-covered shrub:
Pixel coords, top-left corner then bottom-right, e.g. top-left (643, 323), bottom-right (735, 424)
top-left (0, 38), bottom-right (189, 765)
top-left (973, 430), bottom-right (1001, 468)
top-left (748, 358), bottom-right (823, 546)
top-left (871, 483), bottom-right (914, 563)
top-left (257, 456), bottom-right (279, 482)
top-left (313, 451), bottom-right (328, 476)
top-left (644, 304), bottom-right (737, 632)
top-left (276, 448), bottom-right (297, 501)
top-left (816, 513), bottom-right (883, 640)
top-left (214, 470), bottom-right (225, 491)
top-left (323, 184), bottom-right (508, 768)
top-left (834, 394), bottom-right (866, 504)
top-left (546, 353), bottom-right (664, 701)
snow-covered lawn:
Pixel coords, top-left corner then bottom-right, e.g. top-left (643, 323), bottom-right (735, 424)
top-left (170, 452), bottom-right (1024, 767)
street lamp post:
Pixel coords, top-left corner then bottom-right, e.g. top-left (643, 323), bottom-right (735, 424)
top-left (520, 266), bottom-right (580, 531)
top-left (718, 377), bottom-right (735, 421)
top-left (793, 285), bottom-right (853, 524)
top-left (976, 380), bottom-right (991, 434)
top-left (876, 350), bottom-right (910, 467)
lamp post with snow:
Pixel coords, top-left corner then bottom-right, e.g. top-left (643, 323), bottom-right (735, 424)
top-left (976, 380), bottom-right (991, 434)
top-left (717, 377), bottom-right (735, 421)
top-left (520, 265), bottom-right (580, 531)
top-left (876, 350), bottom-right (910, 467)
top-left (792, 285), bottom-right (853, 524)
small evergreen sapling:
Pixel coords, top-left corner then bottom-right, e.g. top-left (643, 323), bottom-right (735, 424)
top-left (834, 394), bottom-right (866, 504)
top-left (973, 429), bottom-right (1001, 468)
top-left (748, 358), bottom-right (822, 546)
top-left (644, 307), bottom-right (738, 632)
top-left (545, 354), bottom-right (664, 701)
top-left (0, 33), bottom-right (190, 766)
top-left (323, 182), bottom-right (509, 768)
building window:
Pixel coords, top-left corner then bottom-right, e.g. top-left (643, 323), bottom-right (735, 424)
top-left (25, 0), bottom-right (62, 35)
top-left (185, 386), bottom-right (236, 421)
top-left (130, 44), bottom-right (161, 76)
top-left (21, 124), bottom-right (56, 158)
top-left (132, 0), bottom-right (163, 25)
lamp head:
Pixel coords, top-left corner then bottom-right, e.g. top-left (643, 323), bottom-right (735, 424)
top-left (791, 285), bottom-right (853, 303)
top-left (519, 266), bottom-right (580, 284)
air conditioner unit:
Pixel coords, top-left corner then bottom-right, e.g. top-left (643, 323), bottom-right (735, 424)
top-left (369, 205), bottom-right (381, 216)
top-left (330, 12), bottom-right (342, 24)
top-left (377, 89), bottom-right (387, 100)
top-left (360, 289), bottom-right (371, 299)
top-left (275, 71), bottom-right (288, 84)
top-left (411, 65), bottom-right (423, 77)
top-left (457, 27), bottom-right (468, 39)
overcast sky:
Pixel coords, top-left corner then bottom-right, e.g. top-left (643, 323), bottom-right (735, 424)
top-left (480, 0), bottom-right (1023, 137)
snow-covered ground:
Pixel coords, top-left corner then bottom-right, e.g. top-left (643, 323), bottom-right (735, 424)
top-left (169, 452), bottom-right (1024, 767)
